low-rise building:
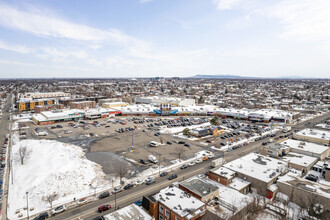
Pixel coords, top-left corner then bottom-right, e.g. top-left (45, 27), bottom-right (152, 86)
top-left (143, 185), bottom-right (206, 220)
top-left (69, 101), bottom-right (96, 109)
top-left (178, 177), bottom-right (219, 202)
top-left (281, 152), bottom-right (318, 173)
top-left (222, 153), bottom-right (288, 198)
top-left (293, 128), bottom-right (330, 145)
top-left (102, 102), bottom-right (129, 108)
top-left (103, 203), bottom-right (152, 220)
top-left (209, 166), bottom-right (236, 186)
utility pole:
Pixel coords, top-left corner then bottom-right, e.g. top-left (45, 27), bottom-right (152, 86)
top-left (26, 192), bottom-right (29, 220)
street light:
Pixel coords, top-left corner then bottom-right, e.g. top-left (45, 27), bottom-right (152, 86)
top-left (26, 192), bottom-right (29, 220)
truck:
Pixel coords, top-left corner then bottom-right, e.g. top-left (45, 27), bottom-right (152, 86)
top-left (148, 155), bottom-right (158, 164)
top-left (211, 158), bottom-right (225, 168)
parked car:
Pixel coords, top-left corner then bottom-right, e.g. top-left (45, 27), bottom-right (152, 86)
top-left (146, 178), bottom-right (155, 185)
top-left (52, 205), bottom-right (66, 215)
top-left (98, 204), bottom-right (111, 212)
top-left (140, 159), bottom-right (147, 164)
top-left (33, 212), bottom-right (49, 220)
top-left (112, 186), bottom-right (123, 194)
top-left (98, 191), bottom-right (110, 199)
top-left (93, 217), bottom-right (105, 220)
top-left (184, 143), bottom-right (190, 147)
top-left (168, 174), bottom-right (178, 180)
top-left (77, 197), bottom-right (87, 205)
top-left (160, 171), bottom-right (168, 177)
top-left (166, 141), bottom-right (172, 145)
top-left (124, 183), bottom-right (134, 190)
top-left (195, 159), bottom-right (202, 163)
top-left (188, 161), bottom-right (196, 166)
top-left (135, 179), bottom-right (144, 185)
top-left (181, 164), bottom-right (188, 169)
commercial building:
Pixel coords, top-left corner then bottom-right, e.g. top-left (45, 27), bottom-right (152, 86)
top-left (280, 139), bottom-right (330, 160)
top-left (102, 102), bottom-right (129, 108)
top-left (222, 153), bottom-right (288, 198)
top-left (281, 152), bottom-right (318, 173)
top-left (178, 177), bottom-right (219, 202)
top-left (143, 185), bottom-right (206, 220)
top-left (293, 128), bottom-right (330, 145)
top-left (259, 143), bottom-right (290, 158)
top-left (32, 109), bottom-right (85, 125)
top-left (135, 96), bottom-right (196, 107)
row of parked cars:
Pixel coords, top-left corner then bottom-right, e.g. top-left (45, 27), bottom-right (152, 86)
top-left (0, 135), bottom-right (8, 203)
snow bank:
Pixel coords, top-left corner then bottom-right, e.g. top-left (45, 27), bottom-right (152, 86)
top-left (8, 139), bottom-right (109, 219)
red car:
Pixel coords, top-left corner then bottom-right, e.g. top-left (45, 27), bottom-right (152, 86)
top-left (98, 205), bottom-right (111, 212)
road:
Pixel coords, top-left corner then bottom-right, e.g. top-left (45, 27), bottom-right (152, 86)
top-left (41, 111), bottom-right (330, 220)
top-left (0, 95), bottom-right (12, 220)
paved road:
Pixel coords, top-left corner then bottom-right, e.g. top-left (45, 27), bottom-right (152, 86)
top-left (47, 111), bottom-right (330, 220)
top-left (0, 95), bottom-right (12, 220)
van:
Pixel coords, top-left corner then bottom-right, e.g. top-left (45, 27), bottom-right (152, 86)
top-left (148, 155), bottom-right (158, 164)
top-left (149, 141), bottom-right (159, 147)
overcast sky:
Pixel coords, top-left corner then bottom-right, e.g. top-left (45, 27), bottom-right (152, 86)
top-left (0, 0), bottom-right (329, 78)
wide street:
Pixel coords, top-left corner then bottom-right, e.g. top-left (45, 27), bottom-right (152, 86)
top-left (51, 112), bottom-right (330, 220)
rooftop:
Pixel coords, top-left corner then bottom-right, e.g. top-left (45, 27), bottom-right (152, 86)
top-left (104, 204), bottom-right (152, 220)
top-left (210, 166), bottom-right (236, 179)
top-left (179, 177), bottom-right (219, 198)
top-left (152, 185), bottom-right (205, 217)
top-left (223, 153), bottom-right (288, 183)
top-left (281, 152), bottom-right (318, 167)
top-left (228, 177), bottom-right (251, 191)
top-left (281, 139), bottom-right (329, 155)
top-left (295, 128), bottom-right (330, 141)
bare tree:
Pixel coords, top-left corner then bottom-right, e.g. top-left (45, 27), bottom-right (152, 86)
top-left (42, 192), bottom-right (58, 210)
top-left (114, 162), bottom-right (129, 185)
top-left (174, 146), bottom-right (186, 162)
top-left (15, 146), bottom-right (31, 165)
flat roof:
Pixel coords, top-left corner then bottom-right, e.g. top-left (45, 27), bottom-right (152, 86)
top-left (210, 166), bottom-right (236, 179)
top-left (179, 177), bottom-right (218, 197)
top-left (229, 177), bottom-right (251, 191)
top-left (281, 152), bottom-right (318, 167)
top-left (152, 185), bottom-right (205, 217)
top-left (104, 204), bottom-right (152, 220)
top-left (223, 153), bottom-right (288, 183)
top-left (295, 128), bottom-right (330, 141)
top-left (281, 139), bottom-right (329, 155)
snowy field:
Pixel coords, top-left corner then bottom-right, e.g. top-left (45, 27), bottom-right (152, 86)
top-left (8, 139), bottom-right (109, 219)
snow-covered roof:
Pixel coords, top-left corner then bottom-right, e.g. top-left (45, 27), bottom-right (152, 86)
top-left (152, 185), bottom-right (205, 217)
top-left (229, 177), bottom-right (251, 191)
top-left (223, 153), bottom-right (288, 183)
top-left (295, 128), bottom-right (330, 141)
top-left (211, 166), bottom-right (236, 179)
top-left (179, 176), bottom-right (218, 197)
top-left (104, 204), bottom-right (152, 220)
top-left (281, 139), bottom-right (329, 155)
top-left (281, 152), bottom-right (318, 168)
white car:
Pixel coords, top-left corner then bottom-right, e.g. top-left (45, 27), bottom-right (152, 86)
top-left (195, 159), bottom-right (202, 164)
top-left (52, 205), bottom-right (66, 215)
top-left (135, 179), bottom-right (144, 185)
top-left (208, 154), bottom-right (214, 159)
top-left (112, 186), bottom-right (123, 194)
top-left (145, 176), bottom-right (155, 183)
top-left (188, 161), bottom-right (196, 166)
top-left (77, 198), bottom-right (87, 205)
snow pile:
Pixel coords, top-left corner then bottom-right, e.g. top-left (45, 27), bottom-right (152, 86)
top-left (8, 139), bottom-right (109, 219)
top-left (159, 122), bottom-right (210, 134)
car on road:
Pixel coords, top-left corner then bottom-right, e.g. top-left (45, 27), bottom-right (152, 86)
top-left (93, 216), bottom-right (105, 220)
top-left (184, 143), bottom-right (190, 147)
top-left (124, 183), bottom-right (134, 190)
top-left (52, 205), bottom-right (66, 215)
top-left (98, 204), bottom-right (111, 212)
top-left (262, 142), bottom-right (268, 145)
top-left (178, 141), bottom-right (185, 144)
top-left (98, 191), bottom-right (110, 199)
top-left (135, 179), bottom-right (143, 185)
top-left (188, 161), bottom-right (196, 166)
top-left (112, 186), bottom-right (123, 194)
top-left (195, 159), bottom-right (202, 163)
top-left (146, 178), bottom-right (155, 185)
top-left (33, 212), bottom-right (49, 220)
top-left (135, 200), bottom-right (142, 206)
top-left (168, 174), bottom-right (178, 180)
top-left (181, 164), bottom-right (188, 169)
top-left (160, 171), bottom-right (168, 177)
top-left (166, 141), bottom-right (172, 145)
top-left (206, 140), bottom-right (212, 143)
top-left (77, 197), bottom-right (87, 205)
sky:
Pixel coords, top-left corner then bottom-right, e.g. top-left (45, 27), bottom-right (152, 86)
top-left (0, 0), bottom-right (329, 78)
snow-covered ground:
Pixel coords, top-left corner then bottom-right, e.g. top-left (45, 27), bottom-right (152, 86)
top-left (8, 139), bottom-right (109, 219)
top-left (159, 122), bottom-right (210, 134)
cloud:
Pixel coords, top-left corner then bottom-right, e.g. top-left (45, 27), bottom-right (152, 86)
top-left (0, 59), bottom-right (35, 66)
top-left (0, 2), bottom-right (146, 48)
top-left (0, 40), bottom-right (33, 54)
top-left (212, 0), bottom-right (242, 10)
top-left (268, 0), bottom-right (330, 43)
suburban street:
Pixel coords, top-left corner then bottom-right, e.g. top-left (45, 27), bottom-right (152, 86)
top-left (51, 112), bottom-right (330, 220)
top-left (0, 95), bottom-right (12, 220)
